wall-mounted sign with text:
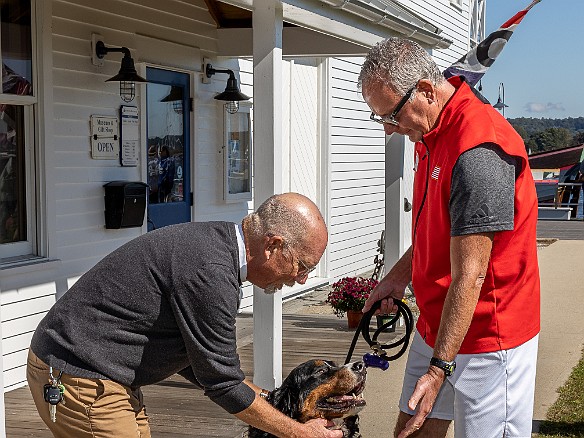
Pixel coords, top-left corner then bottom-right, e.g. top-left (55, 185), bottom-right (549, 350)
top-left (90, 115), bottom-right (119, 160)
top-left (120, 106), bottom-right (140, 166)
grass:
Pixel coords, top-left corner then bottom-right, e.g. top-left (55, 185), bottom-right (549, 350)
top-left (536, 347), bottom-right (584, 437)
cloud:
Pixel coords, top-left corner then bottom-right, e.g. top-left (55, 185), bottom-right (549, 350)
top-left (524, 102), bottom-right (565, 113)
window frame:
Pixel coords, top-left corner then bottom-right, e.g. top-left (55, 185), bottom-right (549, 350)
top-left (0, 0), bottom-right (39, 263)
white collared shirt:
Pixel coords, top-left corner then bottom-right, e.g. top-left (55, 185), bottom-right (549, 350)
top-left (234, 223), bottom-right (247, 283)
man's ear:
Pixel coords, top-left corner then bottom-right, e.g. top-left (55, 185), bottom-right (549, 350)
top-left (264, 235), bottom-right (284, 259)
top-left (416, 79), bottom-right (435, 101)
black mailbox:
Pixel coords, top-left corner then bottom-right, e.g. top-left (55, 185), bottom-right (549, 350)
top-left (104, 181), bottom-right (148, 229)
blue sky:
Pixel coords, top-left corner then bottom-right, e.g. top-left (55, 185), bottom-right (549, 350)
top-left (479, 0), bottom-right (583, 119)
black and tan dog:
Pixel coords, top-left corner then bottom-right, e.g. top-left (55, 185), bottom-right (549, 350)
top-left (248, 360), bottom-right (367, 438)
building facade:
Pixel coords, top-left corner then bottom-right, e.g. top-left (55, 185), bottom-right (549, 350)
top-left (0, 0), bottom-right (479, 426)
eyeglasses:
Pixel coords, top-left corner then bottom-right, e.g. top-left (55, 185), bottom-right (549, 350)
top-left (370, 86), bottom-right (416, 126)
top-left (283, 242), bottom-right (316, 278)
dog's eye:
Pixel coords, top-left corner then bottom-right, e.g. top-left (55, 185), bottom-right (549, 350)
top-left (315, 367), bottom-right (328, 375)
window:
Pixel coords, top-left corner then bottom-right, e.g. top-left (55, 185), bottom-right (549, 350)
top-left (0, 0), bottom-right (36, 261)
top-left (223, 102), bottom-right (252, 202)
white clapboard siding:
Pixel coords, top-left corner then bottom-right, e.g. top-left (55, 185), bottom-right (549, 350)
top-left (1, 0), bottom-right (246, 391)
top-left (327, 57), bottom-right (386, 280)
top-left (399, 0), bottom-right (472, 69)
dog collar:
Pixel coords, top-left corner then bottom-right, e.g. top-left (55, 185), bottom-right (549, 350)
top-left (259, 389), bottom-right (270, 399)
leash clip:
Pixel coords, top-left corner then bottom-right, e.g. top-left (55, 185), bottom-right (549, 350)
top-left (370, 341), bottom-right (386, 356)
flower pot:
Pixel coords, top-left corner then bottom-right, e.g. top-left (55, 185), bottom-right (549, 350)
top-left (347, 310), bottom-right (363, 329)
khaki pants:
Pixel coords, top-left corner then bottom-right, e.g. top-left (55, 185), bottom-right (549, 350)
top-left (26, 350), bottom-right (151, 438)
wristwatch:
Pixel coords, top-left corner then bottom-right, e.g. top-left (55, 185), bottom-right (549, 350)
top-left (430, 357), bottom-right (456, 376)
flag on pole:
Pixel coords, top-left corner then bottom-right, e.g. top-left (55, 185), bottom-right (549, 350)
top-left (443, 0), bottom-right (541, 87)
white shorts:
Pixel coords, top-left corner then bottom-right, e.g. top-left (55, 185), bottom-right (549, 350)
top-left (399, 330), bottom-right (538, 438)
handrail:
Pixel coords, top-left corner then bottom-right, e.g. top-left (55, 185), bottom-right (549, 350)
top-left (535, 181), bottom-right (582, 210)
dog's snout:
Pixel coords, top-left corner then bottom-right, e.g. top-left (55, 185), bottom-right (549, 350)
top-left (352, 361), bottom-right (365, 373)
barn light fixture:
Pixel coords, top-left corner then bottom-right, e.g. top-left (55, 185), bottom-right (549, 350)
top-left (493, 82), bottom-right (508, 117)
top-left (95, 41), bottom-right (147, 103)
top-left (161, 85), bottom-right (184, 114)
top-left (205, 63), bottom-right (250, 114)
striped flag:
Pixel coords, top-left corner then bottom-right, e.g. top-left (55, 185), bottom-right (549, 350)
top-left (431, 166), bottom-right (441, 180)
top-left (443, 0), bottom-right (541, 87)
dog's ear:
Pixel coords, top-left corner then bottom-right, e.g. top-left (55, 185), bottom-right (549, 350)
top-left (269, 376), bottom-right (301, 419)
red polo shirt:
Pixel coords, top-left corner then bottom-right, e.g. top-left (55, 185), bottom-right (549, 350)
top-left (412, 77), bottom-right (540, 354)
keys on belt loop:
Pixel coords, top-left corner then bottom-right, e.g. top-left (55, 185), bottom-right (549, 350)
top-left (43, 366), bottom-right (65, 422)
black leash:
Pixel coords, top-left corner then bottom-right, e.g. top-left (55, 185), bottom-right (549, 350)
top-left (344, 299), bottom-right (414, 370)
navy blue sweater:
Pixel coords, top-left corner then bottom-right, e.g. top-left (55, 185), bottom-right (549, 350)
top-left (31, 222), bottom-right (255, 414)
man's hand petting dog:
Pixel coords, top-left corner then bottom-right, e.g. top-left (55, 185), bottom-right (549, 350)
top-left (248, 360), bottom-right (367, 438)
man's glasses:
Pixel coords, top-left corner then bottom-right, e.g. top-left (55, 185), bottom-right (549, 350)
top-left (283, 242), bottom-right (316, 278)
top-left (370, 86), bottom-right (416, 126)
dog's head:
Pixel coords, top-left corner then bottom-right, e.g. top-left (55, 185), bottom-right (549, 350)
top-left (248, 360), bottom-right (366, 437)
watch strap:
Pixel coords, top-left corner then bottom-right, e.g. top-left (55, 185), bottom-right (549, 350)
top-left (430, 357), bottom-right (456, 376)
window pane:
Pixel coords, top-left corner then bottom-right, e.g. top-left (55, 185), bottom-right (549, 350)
top-left (1, 0), bottom-right (33, 95)
top-left (0, 104), bottom-right (26, 243)
top-left (147, 83), bottom-right (184, 204)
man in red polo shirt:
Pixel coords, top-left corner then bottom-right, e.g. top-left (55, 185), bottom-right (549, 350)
top-left (360, 38), bottom-right (540, 438)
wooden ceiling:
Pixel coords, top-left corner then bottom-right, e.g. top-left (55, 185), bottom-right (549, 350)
top-left (204, 0), bottom-right (252, 28)
top-left (204, 0), bottom-right (295, 28)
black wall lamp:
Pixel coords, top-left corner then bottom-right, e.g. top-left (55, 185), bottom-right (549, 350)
top-left (95, 41), bottom-right (147, 103)
top-left (205, 63), bottom-right (250, 114)
top-left (493, 82), bottom-right (508, 117)
top-left (161, 85), bottom-right (184, 114)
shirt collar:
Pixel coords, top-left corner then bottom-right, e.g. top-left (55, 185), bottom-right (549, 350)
top-left (422, 76), bottom-right (469, 148)
top-left (235, 223), bottom-right (247, 283)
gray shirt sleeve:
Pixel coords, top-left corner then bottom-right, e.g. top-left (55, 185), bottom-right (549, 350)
top-left (450, 144), bottom-right (520, 236)
top-left (170, 262), bottom-right (255, 414)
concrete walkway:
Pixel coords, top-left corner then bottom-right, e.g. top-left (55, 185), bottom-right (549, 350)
top-left (532, 240), bottom-right (584, 427)
top-left (292, 239), bottom-right (584, 436)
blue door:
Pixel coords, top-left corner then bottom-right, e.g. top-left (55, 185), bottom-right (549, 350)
top-left (146, 68), bottom-right (191, 230)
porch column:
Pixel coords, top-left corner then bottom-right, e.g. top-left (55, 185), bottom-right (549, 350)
top-left (0, 302), bottom-right (5, 438)
top-left (252, 0), bottom-right (284, 389)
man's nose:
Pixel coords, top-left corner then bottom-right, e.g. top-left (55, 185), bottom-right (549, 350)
top-left (295, 274), bottom-right (308, 285)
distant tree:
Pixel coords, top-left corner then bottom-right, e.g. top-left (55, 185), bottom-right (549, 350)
top-left (571, 131), bottom-right (584, 146)
top-left (531, 127), bottom-right (572, 153)
top-left (509, 117), bottom-right (584, 137)
top-left (512, 125), bottom-right (530, 143)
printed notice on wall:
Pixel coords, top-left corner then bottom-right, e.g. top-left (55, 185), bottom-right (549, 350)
top-left (90, 116), bottom-right (119, 160)
top-left (120, 106), bottom-right (140, 166)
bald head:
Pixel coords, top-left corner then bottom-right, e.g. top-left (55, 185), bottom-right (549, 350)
top-left (251, 193), bottom-right (327, 251)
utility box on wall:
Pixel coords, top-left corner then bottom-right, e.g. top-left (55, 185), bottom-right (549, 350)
top-left (104, 181), bottom-right (148, 229)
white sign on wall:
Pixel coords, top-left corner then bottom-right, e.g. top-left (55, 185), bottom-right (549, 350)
top-left (90, 116), bottom-right (119, 160)
top-left (120, 106), bottom-right (140, 166)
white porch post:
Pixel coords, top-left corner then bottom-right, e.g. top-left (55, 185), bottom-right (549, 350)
top-left (252, 0), bottom-right (285, 390)
top-left (0, 301), bottom-right (6, 438)
top-left (384, 134), bottom-right (408, 270)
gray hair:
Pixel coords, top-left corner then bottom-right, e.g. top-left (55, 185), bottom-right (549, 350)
top-left (358, 37), bottom-right (444, 95)
top-left (246, 194), bottom-right (308, 248)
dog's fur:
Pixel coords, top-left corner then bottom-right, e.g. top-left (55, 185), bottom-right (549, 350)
top-left (248, 360), bottom-right (366, 438)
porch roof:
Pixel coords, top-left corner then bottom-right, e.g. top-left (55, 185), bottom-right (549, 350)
top-left (212, 0), bottom-right (452, 56)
